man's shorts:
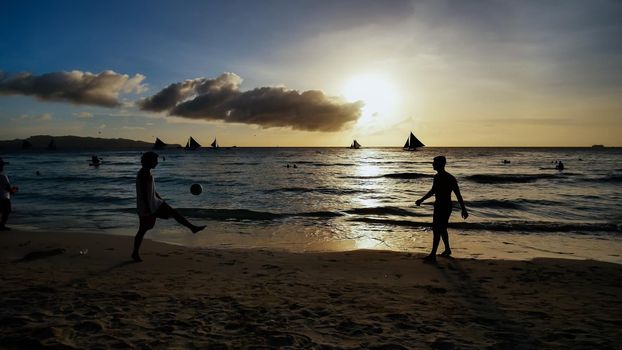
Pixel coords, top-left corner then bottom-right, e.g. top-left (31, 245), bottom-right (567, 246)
top-left (138, 202), bottom-right (174, 230)
top-left (432, 205), bottom-right (452, 230)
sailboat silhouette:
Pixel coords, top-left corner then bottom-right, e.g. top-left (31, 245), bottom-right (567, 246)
top-left (403, 131), bottom-right (424, 151)
top-left (211, 138), bottom-right (219, 149)
top-left (153, 137), bottom-right (167, 150)
top-left (184, 136), bottom-right (201, 150)
top-left (349, 140), bottom-right (361, 149)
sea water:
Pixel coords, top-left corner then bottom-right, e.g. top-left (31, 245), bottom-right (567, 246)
top-left (2, 147), bottom-right (621, 255)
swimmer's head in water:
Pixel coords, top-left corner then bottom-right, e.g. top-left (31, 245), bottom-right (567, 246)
top-left (433, 156), bottom-right (446, 171)
top-left (141, 151), bottom-right (159, 168)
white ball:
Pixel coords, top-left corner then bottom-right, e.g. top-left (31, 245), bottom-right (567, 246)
top-left (190, 183), bottom-right (203, 195)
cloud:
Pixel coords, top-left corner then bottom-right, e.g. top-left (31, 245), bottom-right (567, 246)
top-left (13, 113), bottom-right (53, 122)
top-left (0, 70), bottom-right (146, 107)
top-left (74, 111), bottom-right (94, 119)
top-left (121, 126), bottom-right (145, 130)
top-left (140, 73), bottom-right (362, 131)
top-left (37, 113), bottom-right (53, 121)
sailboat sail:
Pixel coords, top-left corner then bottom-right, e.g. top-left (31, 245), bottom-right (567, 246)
top-left (154, 137), bottom-right (167, 149)
top-left (185, 137), bottom-right (201, 150)
top-left (403, 131), bottom-right (425, 150)
top-left (211, 138), bottom-right (219, 148)
top-left (350, 140), bottom-right (361, 149)
top-left (409, 132), bottom-right (425, 148)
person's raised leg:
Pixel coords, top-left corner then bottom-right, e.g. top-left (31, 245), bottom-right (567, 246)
top-left (166, 205), bottom-right (206, 233)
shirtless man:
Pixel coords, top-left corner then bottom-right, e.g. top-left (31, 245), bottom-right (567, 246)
top-left (132, 152), bottom-right (205, 262)
top-left (416, 156), bottom-right (468, 263)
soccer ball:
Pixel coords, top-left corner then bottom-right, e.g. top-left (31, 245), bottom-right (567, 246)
top-left (190, 183), bottom-right (202, 196)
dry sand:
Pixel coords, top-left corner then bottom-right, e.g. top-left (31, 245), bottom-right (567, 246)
top-left (1, 230), bottom-right (621, 349)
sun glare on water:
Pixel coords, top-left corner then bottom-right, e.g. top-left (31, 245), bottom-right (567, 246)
top-left (342, 74), bottom-right (399, 125)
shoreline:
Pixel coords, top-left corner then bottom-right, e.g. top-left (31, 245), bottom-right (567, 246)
top-left (7, 223), bottom-right (622, 264)
top-left (2, 229), bottom-right (621, 348)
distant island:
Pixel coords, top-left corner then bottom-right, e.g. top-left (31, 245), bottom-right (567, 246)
top-left (0, 135), bottom-right (180, 151)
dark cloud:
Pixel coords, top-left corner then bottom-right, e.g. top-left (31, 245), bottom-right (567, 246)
top-left (139, 73), bottom-right (240, 112)
top-left (0, 70), bottom-right (146, 107)
top-left (139, 78), bottom-right (205, 112)
top-left (142, 73), bottom-right (363, 132)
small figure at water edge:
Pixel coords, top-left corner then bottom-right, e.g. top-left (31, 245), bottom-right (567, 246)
top-left (415, 156), bottom-right (468, 263)
top-left (132, 152), bottom-right (206, 262)
top-left (0, 158), bottom-right (18, 231)
top-left (90, 155), bottom-right (102, 166)
top-left (555, 160), bottom-right (564, 171)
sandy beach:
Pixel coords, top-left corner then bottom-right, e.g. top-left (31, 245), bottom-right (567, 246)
top-left (0, 230), bottom-right (620, 349)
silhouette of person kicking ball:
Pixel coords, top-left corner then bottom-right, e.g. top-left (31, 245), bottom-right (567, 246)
top-left (416, 156), bottom-right (468, 263)
top-left (132, 152), bottom-right (206, 262)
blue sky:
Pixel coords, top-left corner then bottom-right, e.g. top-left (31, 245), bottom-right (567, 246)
top-left (1, 0), bottom-right (621, 146)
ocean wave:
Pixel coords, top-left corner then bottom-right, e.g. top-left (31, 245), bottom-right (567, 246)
top-left (344, 206), bottom-right (426, 217)
top-left (179, 208), bottom-right (347, 220)
top-left (221, 162), bottom-right (260, 166)
top-left (263, 187), bottom-right (365, 195)
top-left (117, 207), bottom-right (345, 221)
top-left (361, 160), bottom-right (431, 165)
top-left (466, 174), bottom-right (559, 184)
top-left (103, 161), bottom-right (135, 166)
top-left (338, 172), bottom-right (433, 180)
top-left (310, 162), bottom-right (356, 167)
top-left (338, 175), bottom-right (381, 179)
top-left (297, 211), bottom-right (345, 218)
top-left (468, 199), bottom-right (562, 210)
top-left (44, 175), bottom-right (136, 183)
top-left (34, 192), bottom-right (132, 205)
top-left (383, 172), bottom-right (433, 179)
top-left (177, 208), bottom-right (283, 220)
top-left (348, 217), bottom-right (620, 233)
top-left (595, 175), bottom-right (622, 183)
top-left (467, 199), bottom-right (522, 209)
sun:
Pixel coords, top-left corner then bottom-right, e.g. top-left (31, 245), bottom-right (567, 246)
top-left (342, 73), bottom-right (399, 125)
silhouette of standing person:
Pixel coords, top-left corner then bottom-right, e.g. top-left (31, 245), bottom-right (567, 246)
top-left (0, 158), bottom-right (17, 231)
top-left (416, 156), bottom-right (468, 263)
top-left (132, 152), bottom-right (206, 262)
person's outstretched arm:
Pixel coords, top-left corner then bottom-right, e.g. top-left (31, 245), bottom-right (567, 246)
top-left (453, 181), bottom-right (468, 219)
top-left (416, 182), bottom-right (435, 206)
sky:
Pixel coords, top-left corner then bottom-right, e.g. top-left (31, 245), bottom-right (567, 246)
top-left (1, 0), bottom-right (621, 147)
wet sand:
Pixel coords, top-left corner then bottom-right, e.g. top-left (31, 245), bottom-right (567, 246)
top-left (1, 230), bottom-right (621, 349)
